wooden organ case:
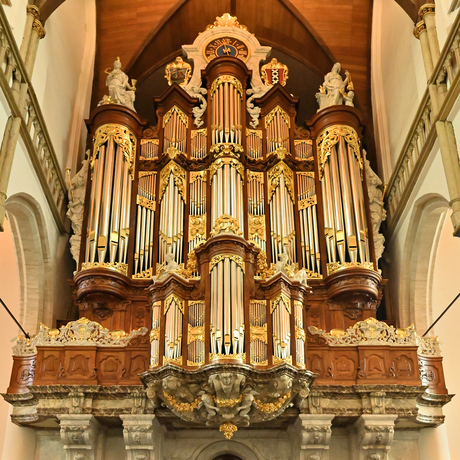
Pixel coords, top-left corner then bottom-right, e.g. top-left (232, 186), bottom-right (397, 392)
top-left (5, 14), bottom-right (449, 448)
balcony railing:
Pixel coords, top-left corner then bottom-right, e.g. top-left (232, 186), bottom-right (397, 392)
top-left (0, 5), bottom-right (67, 232)
top-left (385, 11), bottom-right (460, 238)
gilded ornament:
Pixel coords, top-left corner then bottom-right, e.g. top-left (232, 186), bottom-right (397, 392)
top-left (270, 292), bottom-right (291, 314)
top-left (213, 394), bottom-right (243, 407)
top-left (295, 327), bottom-right (306, 342)
top-left (132, 267), bottom-right (153, 279)
top-left (261, 58), bottom-right (289, 87)
top-left (248, 214), bottom-right (266, 241)
top-left (254, 391), bottom-right (291, 413)
top-left (250, 324), bottom-right (267, 343)
top-left (256, 250), bottom-right (275, 279)
top-left (247, 170), bottom-right (264, 183)
top-left (316, 125), bottom-right (362, 180)
top-left (267, 161), bottom-right (295, 203)
top-left (206, 13), bottom-right (248, 30)
top-left (92, 124), bottom-right (137, 177)
top-left (267, 146), bottom-right (289, 160)
top-left (326, 261), bottom-right (375, 275)
top-left (210, 75), bottom-right (243, 97)
top-left (165, 294), bottom-right (184, 315)
top-left (163, 105), bottom-right (188, 128)
top-left (176, 249), bottom-right (199, 279)
top-left (210, 214), bottom-right (243, 237)
top-left (150, 328), bottom-right (160, 342)
top-left (209, 254), bottom-right (245, 273)
top-left (165, 146), bottom-right (181, 159)
top-left (187, 325), bottom-right (204, 344)
top-left (163, 356), bottom-right (183, 366)
top-left (81, 261), bottom-right (128, 276)
top-left (190, 170), bottom-right (207, 183)
top-left (210, 143), bottom-right (244, 158)
top-left (413, 20), bottom-right (427, 39)
top-left (32, 19), bottom-right (46, 39)
top-left (210, 352), bottom-right (246, 361)
top-left (219, 422), bottom-right (238, 440)
top-left (272, 356), bottom-right (292, 365)
top-left (159, 161), bottom-right (186, 201)
top-left (265, 105), bottom-right (290, 128)
top-left (136, 195), bottom-right (155, 211)
top-left (163, 392), bottom-right (201, 412)
top-left (298, 195), bottom-right (317, 210)
top-left (189, 214), bottom-right (206, 240)
top-left (209, 158), bottom-right (245, 182)
top-left (164, 56), bottom-right (192, 87)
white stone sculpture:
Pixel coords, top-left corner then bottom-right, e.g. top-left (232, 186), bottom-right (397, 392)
top-left (100, 57), bottom-right (136, 111)
top-left (365, 158), bottom-right (386, 264)
top-left (246, 85), bottom-right (263, 128)
top-left (274, 252), bottom-right (290, 275)
top-left (316, 62), bottom-right (354, 111)
top-left (292, 267), bottom-right (309, 286)
top-left (153, 250), bottom-right (180, 281)
top-left (187, 84), bottom-right (208, 128)
top-left (66, 157), bottom-right (89, 266)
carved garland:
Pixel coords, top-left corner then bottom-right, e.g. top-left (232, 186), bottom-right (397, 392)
top-left (210, 75), bottom-right (243, 97)
top-left (209, 158), bottom-right (245, 182)
top-left (159, 161), bottom-right (187, 201)
top-left (270, 292), bottom-right (291, 314)
top-left (92, 124), bottom-right (137, 177)
top-left (267, 161), bottom-right (295, 202)
top-left (209, 254), bottom-right (245, 273)
top-left (316, 125), bottom-right (362, 180)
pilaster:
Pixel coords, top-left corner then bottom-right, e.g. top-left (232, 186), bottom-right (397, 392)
top-left (58, 414), bottom-right (101, 460)
top-left (295, 414), bottom-right (335, 460)
top-left (120, 414), bottom-right (163, 460)
top-left (351, 415), bottom-right (397, 460)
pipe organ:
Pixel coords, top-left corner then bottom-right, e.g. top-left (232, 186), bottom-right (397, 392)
top-left (10, 14), bottom-right (442, 446)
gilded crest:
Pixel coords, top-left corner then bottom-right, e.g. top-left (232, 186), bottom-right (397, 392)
top-left (165, 56), bottom-right (192, 87)
top-left (261, 58), bottom-right (289, 87)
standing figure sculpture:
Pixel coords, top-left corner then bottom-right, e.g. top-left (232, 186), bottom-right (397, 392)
top-left (316, 62), bottom-right (354, 111)
top-left (66, 156), bottom-right (89, 267)
top-left (99, 57), bottom-right (136, 111)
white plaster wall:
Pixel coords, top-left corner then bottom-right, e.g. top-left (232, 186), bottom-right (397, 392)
top-left (371, 0), bottom-right (426, 181)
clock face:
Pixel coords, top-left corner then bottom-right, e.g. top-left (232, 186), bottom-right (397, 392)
top-left (205, 37), bottom-right (249, 62)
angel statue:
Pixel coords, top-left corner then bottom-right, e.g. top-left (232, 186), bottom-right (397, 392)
top-left (316, 62), bottom-right (354, 111)
top-left (99, 57), bottom-right (136, 111)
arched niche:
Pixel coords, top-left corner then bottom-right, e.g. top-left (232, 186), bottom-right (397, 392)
top-left (5, 193), bottom-right (53, 334)
top-left (399, 193), bottom-right (450, 332)
top-left (196, 441), bottom-right (259, 460)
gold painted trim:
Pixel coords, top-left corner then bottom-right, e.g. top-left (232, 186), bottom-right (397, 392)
top-left (209, 254), bottom-right (245, 273)
top-left (270, 292), bottom-right (291, 314)
top-left (267, 161), bottom-right (295, 202)
top-left (298, 195), bottom-right (317, 210)
top-left (165, 294), bottom-right (184, 315)
top-left (210, 75), bottom-right (243, 97)
top-left (265, 105), bottom-right (290, 128)
top-left (92, 124), bottom-right (137, 177)
top-left (316, 125), bottom-right (362, 181)
top-left (159, 161), bottom-right (186, 201)
top-left (326, 261), bottom-right (375, 276)
top-left (81, 261), bottom-right (128, 276)
top-left (163, 105), bottom-right (188, 128)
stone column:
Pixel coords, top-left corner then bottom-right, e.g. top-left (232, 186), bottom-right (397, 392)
top-left (0, 116), bottom-right (22, 231)
top-left (419, 4), bottom-right (440, 68)
top-left (295, 414), bottom-right (335, 460)
top-left (351, 415), bottom-right (397, 460)
top-left (24, 17), bottom-right (45, 76)
top-left (19, 5), bottom-right (39, 60)
top-left (414, 21), bottom-right (434, 80)
top-left (121, 414), bottom-right (162, 460)
top-left (58, 415), bottom-right (101, 460)
top-left (435, 121), bottom-right (460, 236)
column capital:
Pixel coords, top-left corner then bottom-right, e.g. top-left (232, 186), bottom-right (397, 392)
top-left (352, 415), bottom-right (397, 460)
top-left (26, 5), bottom-right (40, 19)
top-left (120, 414), bottom-right (162, 460)
top-left (58, 414), bottom-right (101, 460)
top-left (32, 19), bottom-right (46, 39)
top-left (296, 414), bottom-right (335, 460)
top-left (413, 20), bottom-right (427, 39)
top-left (419, 3), bottom-right (436, 18)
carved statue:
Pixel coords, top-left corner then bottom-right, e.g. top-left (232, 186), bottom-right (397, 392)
top-left (316, 62), bottom-right (354, 111)
top-left (66, 157), bottom-right (89, 266)
top-left (153, 250), bottom-right (180, 281)
top-left (246, 85), bottom-right (264, 128)
top-left (99, 57), bottom-right (136, 111)
top-left (293, 267), bottom-right (310, 286)
top-left (274, 252), bottom-right (290, 275)
top-left (365, 158), bottom-right (386, 264)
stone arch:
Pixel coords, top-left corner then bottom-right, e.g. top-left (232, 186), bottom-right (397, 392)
top-left (399, 193), bottom-right (450, 332)
top-left (5, 193), bottom-right (52, 334)
top-left (195, 440), bottom-right (259, 460)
